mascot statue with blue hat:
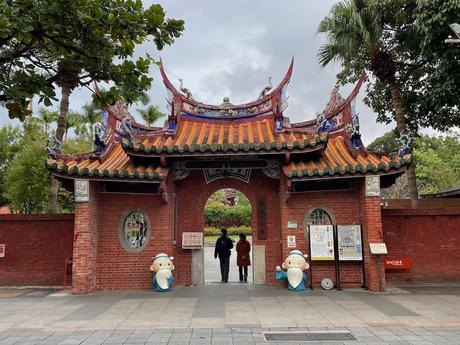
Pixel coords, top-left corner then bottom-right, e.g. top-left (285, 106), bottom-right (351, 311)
top-left (276, 250), bottom-right (310, 291)
top-left (150, 253), bottom-right (175, 292)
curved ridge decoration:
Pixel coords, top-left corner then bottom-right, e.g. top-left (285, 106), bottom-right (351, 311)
top-left (159, 58), bottom-right (294, 120)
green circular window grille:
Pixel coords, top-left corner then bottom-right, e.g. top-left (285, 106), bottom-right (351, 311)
top-left (123, 211), bottom-right (148, 250)
top-left (307, 208), bottom-right (332, 225)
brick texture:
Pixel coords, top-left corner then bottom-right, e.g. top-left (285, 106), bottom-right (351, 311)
top-left (383, 208), bottom-right (460, 283)
top-left (0, 214), bottom-right (74, 286)
top-left (280, 177), bottom-right (365, 289)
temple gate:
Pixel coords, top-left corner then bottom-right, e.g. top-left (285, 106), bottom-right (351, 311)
top-left (47, 59), bottom-right (411, 293)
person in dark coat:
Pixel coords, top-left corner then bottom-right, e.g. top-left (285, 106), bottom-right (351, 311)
top-left (214, 228), bottom-right (233, 282)
top-left (236, 233), bottom-right (251, 282)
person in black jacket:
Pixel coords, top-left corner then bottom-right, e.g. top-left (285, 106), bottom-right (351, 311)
top-left (214, 228), bottom-right (233, 282)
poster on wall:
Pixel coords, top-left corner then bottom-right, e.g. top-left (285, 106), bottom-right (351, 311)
top-left (287, 236), bottom-right (296, 248)
top-left (309, 225), bottom-right (334, 260)
top-left (337, 225), bottom-right (363, 261)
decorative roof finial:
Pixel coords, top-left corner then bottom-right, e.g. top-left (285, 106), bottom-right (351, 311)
top-left (258, 77), bottom-right (273, 99)
top-left (178, 78), bottom-right (194, 100)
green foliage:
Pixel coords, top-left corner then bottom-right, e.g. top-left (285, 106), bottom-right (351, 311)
top-left (369, 132), bottom-right (460, 197)
top-left (204, 226), bottom-right (252, 237)
top-left (412, 135), bottom-right (460, 195)
top-left (0, 120), bottom-right (82, 212)
top-left (204, 204), bottom-right (252, 228)
top-left (0, 125), bottom-right (21, 206)
top-left (0, 0), bottom-right (185, 120)
top-left (319, 0), bottom-right (459, 132)
top-left (366, 130), bottom-right (399, 154)
top-left (4, 121), bottom-right (50, 213)
top-left (138, 105), bottom-right (164, 126)
top-left (204, 189), bottom-right (252, 228)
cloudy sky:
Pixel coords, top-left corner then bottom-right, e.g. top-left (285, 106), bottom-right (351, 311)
top-left (1, 0), bottom-right (401, 145)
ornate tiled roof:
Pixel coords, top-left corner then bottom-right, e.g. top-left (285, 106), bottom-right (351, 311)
top-left (283, 136), bottom-right (411, 179)
top-left (123, 116), bottom-right (327, 155)
top-left (47, 145), bottom-right (167, 180)
top-left (46, 60), bottom-right (411, 184)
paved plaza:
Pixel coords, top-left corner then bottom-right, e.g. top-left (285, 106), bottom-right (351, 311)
top-left (1, 285), bottom-right (460, 344)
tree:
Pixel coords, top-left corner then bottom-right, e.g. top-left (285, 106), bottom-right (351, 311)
top-left (37, 108), bottom-right (58, 135)
top-left (0, 125), bottom-right (21, 206)
top-left (318, 0), bottom-right (460, 200)
top-left (368, 132), bottom-right (460, 198)
top-left (4, 121), bottom-right (50, 213)
top-left (1, 1), bottom-right (184, 212)
top-left (138, 105), bottom-right (164, 126)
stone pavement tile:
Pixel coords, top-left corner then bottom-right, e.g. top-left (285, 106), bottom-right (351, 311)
top-left (191, 318), bottom-right (225, 329)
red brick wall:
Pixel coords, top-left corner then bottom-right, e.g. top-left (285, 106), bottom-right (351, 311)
top-left (0, 214), bottom-right (74, 286)
top-left (280, 178), bottom-right (365, 288)
top-left (383, 208), bottom-right (460, 283)
top-left (95, 185), bottom-right (174, 290)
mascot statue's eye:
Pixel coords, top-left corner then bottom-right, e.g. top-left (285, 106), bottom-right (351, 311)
top-left (289, 261), bottom-right (291, 265)
top-left (168, 263), bottom-right (170, 266)
top-left (159, 263), bottom-right (162, 266)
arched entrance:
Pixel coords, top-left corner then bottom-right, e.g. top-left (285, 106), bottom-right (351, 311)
top-left (203, 188), bottom-right (253, 284)
top-left (174, 169), bottom-right (282, 286)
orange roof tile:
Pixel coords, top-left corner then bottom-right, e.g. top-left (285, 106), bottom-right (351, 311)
top-left (123, 117), bottom-right (327, 154)
top-left (283, 136), bottom-right (411, 179)
top-left (46, 144), bottom-right (166, 180)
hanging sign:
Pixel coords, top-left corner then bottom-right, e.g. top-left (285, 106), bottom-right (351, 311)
top-left (0, 244), bottom-right (5, 258)
top-left (287, 220), bottom-right (297, 228)
top-left (182, 232), bottom-right (203, 249)
top-left (337, 225), bottom-right (363, 261)
top-left (75, 180), bottom-right (89, 202)
top-left (309, 225), bottom-right (334, 261)
top-left (287, 236), bottom-right (296, 248)
top-left (384, 257), bottom-right (412, 269)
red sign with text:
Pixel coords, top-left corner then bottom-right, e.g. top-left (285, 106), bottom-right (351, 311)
top-left (384, 257), bottom-right (411, 269)
top-left (0, 244), bottom-right (5, 258)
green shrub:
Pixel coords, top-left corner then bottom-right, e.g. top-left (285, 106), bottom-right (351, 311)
top-left (204, 226), bottom-right (252, 236)
top-left (204, 204), bottom-right (252, 227)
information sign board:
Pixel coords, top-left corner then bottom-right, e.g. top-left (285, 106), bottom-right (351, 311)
top-left (369, 243), bottom-right (388, 255)
top-left (0, 244), bottom-right (5, 258)
top-left (384, 257), bottom-right (412, 269)
top-left (337, 225), bottom-right (363, 261)
top-left (309, 225), bottom-right (334, 260)
top-left (287, 220), bottom-right (297, 228)
top-left (182, 232), bottom-right (203, 249)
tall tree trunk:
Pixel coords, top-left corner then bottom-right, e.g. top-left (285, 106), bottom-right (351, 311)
top-left (48, 83), bottom-right (71, 213)
top-left (389, 80), bottom-right (419, 201)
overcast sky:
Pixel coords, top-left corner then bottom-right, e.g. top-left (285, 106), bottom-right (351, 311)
top-left (0, 0), bottom-right (402, 145)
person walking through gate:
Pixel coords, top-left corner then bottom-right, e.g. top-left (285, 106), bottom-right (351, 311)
top-left (214, 228), bottom-right (233, 282)
top-left (236, 233), bottom-right (251, 282)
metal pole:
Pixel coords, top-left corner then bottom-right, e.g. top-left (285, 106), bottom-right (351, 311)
top-left (376, 255), bottom-right (382, 292)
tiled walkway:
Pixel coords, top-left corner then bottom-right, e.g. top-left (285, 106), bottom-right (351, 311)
top-left (0, 285), bottom-right (460, 344)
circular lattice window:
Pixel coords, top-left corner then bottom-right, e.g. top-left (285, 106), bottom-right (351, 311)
top-left (118, 209), bottom-right (151, 253)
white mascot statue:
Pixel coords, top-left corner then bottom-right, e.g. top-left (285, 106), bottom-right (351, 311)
top-left (150, 253), bottom-right (175, 292)
top-left (276, 250), bottom-right (309, 291)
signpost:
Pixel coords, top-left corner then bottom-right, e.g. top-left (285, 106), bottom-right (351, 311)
top-left (337, 225), bottom-right (363, 261)
top-left (369, 243), bottom-right (388, 291)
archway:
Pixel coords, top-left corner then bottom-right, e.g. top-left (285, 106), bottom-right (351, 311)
top-left (203, 188), bottom-right (253, 284)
